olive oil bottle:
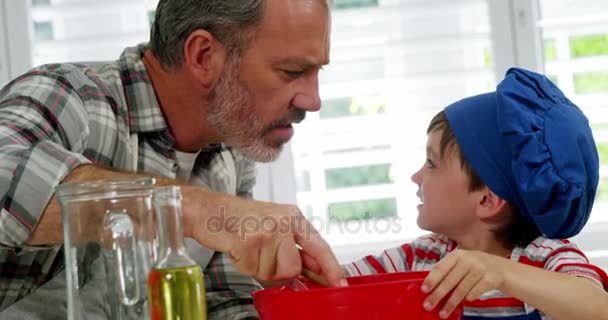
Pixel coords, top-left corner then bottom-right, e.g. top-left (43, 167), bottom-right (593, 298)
top-left (148, 187), bottom-right (206, 320)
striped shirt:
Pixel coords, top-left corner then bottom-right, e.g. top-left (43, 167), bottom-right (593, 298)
top-left (0, 43), bottom-right (260, 319)
top-left (344, 233), bottom-right (608, 319)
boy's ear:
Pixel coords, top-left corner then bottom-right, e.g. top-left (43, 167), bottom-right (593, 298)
top-left (476, 187), bottom-right (509, 219)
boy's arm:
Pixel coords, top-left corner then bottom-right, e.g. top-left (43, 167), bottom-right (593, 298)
top-left (343, 244), bottom-right (412, 277)
top-left (422, 248), bottom-right (608, 320)
top-left (342, 235), bottom-right (452, 277)
top-left (500, 258), bottom-right (608, 320)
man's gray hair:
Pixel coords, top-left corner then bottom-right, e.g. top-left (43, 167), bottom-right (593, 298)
top-left (150, 0), bottom-right (265, 70)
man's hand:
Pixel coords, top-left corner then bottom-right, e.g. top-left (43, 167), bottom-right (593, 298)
top-left (181, 186), bottom-right (347, 288)
top-left (421, 249), bottom-right (507, 319)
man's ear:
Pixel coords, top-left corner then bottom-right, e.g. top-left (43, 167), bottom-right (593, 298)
top-left (182, 30), bottom-right (227, 88)
top-left (476, 187), bottom-right (509, 219)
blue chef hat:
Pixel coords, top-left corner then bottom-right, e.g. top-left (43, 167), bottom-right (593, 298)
top-left (444, 67), bottom-right (599, 239)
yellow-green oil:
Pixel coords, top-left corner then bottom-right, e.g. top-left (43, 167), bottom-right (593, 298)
top-left (148, 265), bottom-right (206, 320)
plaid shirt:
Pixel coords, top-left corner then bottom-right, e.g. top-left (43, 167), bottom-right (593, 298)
top-left (0, 44), bottom-right (260, 319)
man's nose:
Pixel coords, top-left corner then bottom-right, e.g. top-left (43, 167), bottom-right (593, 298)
top-left (292, 73), bottom-right (321, 112)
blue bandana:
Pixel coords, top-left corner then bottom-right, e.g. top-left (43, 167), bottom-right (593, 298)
top-left (444, 67), bottom-right (599, 238)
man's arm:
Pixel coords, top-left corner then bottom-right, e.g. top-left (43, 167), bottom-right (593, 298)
top-left (28, 164), bottom-right (182, 245)
top-left (1, 70), bottom-right (345, 286)
top-left (204, 252), bottom-right (262, 320)
top-left (0, 70), bottom-right (93, 250)
top-left (28, 144), bottom-right (346, 288)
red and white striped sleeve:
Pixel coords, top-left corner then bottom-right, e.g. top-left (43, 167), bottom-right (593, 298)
top-left (542, 240), bottom-right (608, 290)
top-left (342, 233), bottom-right (453, 277)
top-left (342, 246), bottom-right (408, 277)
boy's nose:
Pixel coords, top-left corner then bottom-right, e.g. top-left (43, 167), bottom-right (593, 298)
top-left (411, 169), bottom-right (421, 185)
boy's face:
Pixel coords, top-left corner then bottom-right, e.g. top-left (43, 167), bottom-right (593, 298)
top-left (411, 128), bottom-right (480, 236)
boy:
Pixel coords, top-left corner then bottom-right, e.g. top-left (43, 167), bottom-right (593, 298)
top-left (343, 68), bottom-right (608, 319)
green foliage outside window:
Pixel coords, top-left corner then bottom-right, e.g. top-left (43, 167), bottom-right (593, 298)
top-left (320, 96), bottom-right (386, 119)
top-left (148, 10), bottom-right (156, 26)
top-left (573, 72), bottom-right (608, 94)
top-left (33, 22), bottom-right (53, 42)
top-left (592, 123), bottom-right (608, 130)
top-left (596, 142), bottom-right (608, 166)
top-left (547, 75), bottom-right (558, 85)
top-left (31, 0), bottom-right (50, 6)
top-left (544, 39), bottom-right (558, 62)
top-left (594, 142), bottom-right (608, 203)
top-left (570, 34), bottom-right (608, 58)
top-left (596, 178), bottom-right (608, 202)
top-left (483, 47), bottom-right (492, 67)
top-left (328, 198), bottom-right (397, 221)
top-left (332, 0), bottom-right (379, 10)
top-left (325, 164), bottom-right (392, 189)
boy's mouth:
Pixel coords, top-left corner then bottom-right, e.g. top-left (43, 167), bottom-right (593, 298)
top-left (416, 191), bottom-right (424, 208)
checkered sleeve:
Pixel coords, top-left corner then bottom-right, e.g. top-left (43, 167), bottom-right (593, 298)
top-left (0, 71), bottom-right (91, 249)
top-left (204, 251), bottom-right (262, 319)
top-left (544, 242), bottom-right (608, 290)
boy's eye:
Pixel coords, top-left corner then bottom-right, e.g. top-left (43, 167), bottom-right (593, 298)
top-left (425, 158), bottom-right (435, 168)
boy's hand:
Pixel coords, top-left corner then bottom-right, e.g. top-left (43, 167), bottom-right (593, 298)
top-left (421, 249), bottom-right (508, 319)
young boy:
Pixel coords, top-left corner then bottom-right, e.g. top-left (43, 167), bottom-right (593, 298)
top-left (343, 68), bottom-right (608, 320)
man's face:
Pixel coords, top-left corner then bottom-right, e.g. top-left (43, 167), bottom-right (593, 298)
top-left (410, 129), bottom-right (480, 236)
top-left (207, 0), bottom-right (331, 162)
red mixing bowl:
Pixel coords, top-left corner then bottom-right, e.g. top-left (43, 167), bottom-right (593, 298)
top-left (253, 271), bottom-right (463, 320)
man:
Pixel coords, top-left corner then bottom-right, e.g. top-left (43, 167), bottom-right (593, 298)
top-left (0, 0), bottom-right (344, 318)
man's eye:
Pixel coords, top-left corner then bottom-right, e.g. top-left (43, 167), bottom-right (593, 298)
top-left (283, 70), bottom-right (304, 79)
top-left (426, 158), bottom-right (435, 168)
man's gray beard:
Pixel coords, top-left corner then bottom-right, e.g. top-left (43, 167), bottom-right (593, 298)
top-left (207, 60), bottom-right (282, 162)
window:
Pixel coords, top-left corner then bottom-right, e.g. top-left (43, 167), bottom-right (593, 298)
top-left (28, 0), bottom-right (156, 66)
top-left (31, 0), bottom-right (50, 5)
top-left (33, 21), bottom-right (54, 42)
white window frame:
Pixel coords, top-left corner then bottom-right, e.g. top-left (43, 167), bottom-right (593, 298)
top-left (0, 0), bottom-right (32, 85)
top-left (0, 1), bottom-right (8, 85)
top-left (488, 0), bottom-right (544, 77)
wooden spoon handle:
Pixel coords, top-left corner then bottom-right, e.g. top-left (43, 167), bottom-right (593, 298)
top-left (301, 267), bottom-right (330, 288)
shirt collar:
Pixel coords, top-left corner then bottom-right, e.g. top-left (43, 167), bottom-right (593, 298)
top-left (117, 43), bottom-right (226, 161)
top-left (117, 43), bottom-right (168, 134)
